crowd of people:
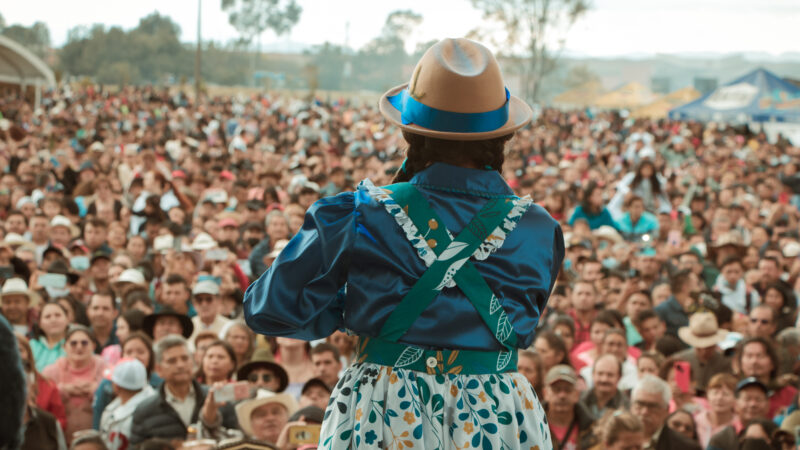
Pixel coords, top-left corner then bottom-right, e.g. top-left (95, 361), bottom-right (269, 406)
top-left (0, 83), bottom-right (798, 450)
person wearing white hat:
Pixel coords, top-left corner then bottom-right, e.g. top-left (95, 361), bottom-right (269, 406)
top-left (245, 38), bottom-right (561, 449)
top-left (189, 279), bottom-right (229, 343)
top-left (1, 277), bottom-right (38, 335)
top-left (49, 215), bottom-right (75, 248)
top-left (673, 312), bottom-right (732, 391)
top-left (235, 389), bottom-right (298, 444)
top-left (99, 358), bottom-right (154, 450)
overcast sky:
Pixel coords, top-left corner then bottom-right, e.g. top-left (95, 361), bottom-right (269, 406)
top-left (3, 0), bottom-right (798, 57)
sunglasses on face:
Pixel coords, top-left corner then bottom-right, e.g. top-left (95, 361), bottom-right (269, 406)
top-left (248, 373), bottom-right (274, 383)
top-left (194, 296), bottom-right (215, 304)
top-left (69, 340), bottom-right (90, 348)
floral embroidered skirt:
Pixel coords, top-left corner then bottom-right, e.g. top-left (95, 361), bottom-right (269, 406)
top-left (320, 362), bottom-right (552, 449)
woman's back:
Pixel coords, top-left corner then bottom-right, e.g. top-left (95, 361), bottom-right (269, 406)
top-left (244, 163), bottom-right (563, 352)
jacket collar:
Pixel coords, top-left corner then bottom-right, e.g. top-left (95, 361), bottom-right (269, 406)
top-left (409, 163), bottom-right (515, 199)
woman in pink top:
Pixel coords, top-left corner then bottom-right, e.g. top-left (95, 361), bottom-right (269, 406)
top-left (693, 373), bottom-right (738, 447)
top-left (42, 325), bottom-right (106, 443)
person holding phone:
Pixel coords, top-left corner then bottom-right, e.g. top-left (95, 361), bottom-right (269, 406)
top-left (245, 38), bottom-right (562, 448)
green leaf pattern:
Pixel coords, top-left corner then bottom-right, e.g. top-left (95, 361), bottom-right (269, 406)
top-left (319, 362), bottom-right (552, 449)
top-left (394, 347), bottom-right (424, 368)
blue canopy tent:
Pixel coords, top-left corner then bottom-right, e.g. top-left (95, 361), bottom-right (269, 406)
top-left (669, 68), bottom-right (800, 123)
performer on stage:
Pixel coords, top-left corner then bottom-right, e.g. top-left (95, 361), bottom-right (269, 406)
top-left (244, 38), bottom-right (564, 449)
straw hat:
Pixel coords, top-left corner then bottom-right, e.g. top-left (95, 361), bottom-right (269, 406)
top-left (379, 38), bottom-right (532, 141)
top-left (0, 277), bottom-right (40, 306)
top-left (235, 389), bottom-right (298, 438)
top-left (678, 312), bottom-right (728, 348)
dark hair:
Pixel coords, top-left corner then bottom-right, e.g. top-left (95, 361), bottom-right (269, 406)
top-left (737, 417), bottom-right (777, 441)
top-left (89, 289), bottom-right (116, 309)
top-left (595, 309), bottom-right (624, 330)
top-left (391, 131), bottom-right (512, 183)
top-left (669, 269), bottom-right (693, 294)
top-left (719, 256), bottom-right (743, 270)
top-left (580, 181), bottom-right (603, 214)
top-left (121, 309), bottom-right (146, 331)
top-left (122, 331), bottom-right (155, 375)
top-left (535, 330), bottom-right (570, 366)
top-left (736, 336), bottom-right (779, 380)
top-left (666, 409), bottom-right (697, 440)
top-left (634, 309), bottom-right (660, 328)
top-left (35, 301), bottom-right (70, 340)
top-left (310, 342), bottom-right (341, 361)
top-left (164, 274), bottom-right (189, 291)
top-left (197, 339), bottom-right (237, 383)
top-left (631, 160), bottom-right (663, 196)
top-left (552, 314), bottom-right (576, 338)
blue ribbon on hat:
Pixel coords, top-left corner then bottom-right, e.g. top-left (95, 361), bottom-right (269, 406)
top-left (388, 87), bottom-right (510, 133)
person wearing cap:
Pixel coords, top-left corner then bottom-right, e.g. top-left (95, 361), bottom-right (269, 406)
top-left (189, 280), bottom-right (230, 343)
top-left (99, 359), bottom-right (155, 450)
top-left (245, 39), bottom-right (562, 449)
top-left (216, 218), bottom-right (240, 249)
top-left (736, 336), bottom-right (797, 418)
top-left (88, 251), bottom-right (113, 293)
top-left (707, 377), bottom-right (771, 450)
top-left (234, 389), bottom-right (298, 445)
top-left (543, 364), bottom-right (596, 448)
top-left (673, 312), bottom-right (732, 391)
top-left (631, 375), bottom-right (701, 450)
top-left (1, 277), bottom-right (37, 335)
top-left (49, 215), bottom-right (75, 249)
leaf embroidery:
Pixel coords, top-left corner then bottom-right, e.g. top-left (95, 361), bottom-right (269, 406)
top-left (489, 295), bottom-right (501, 315)
top-left (433, 257), bottom-right (470, 291)
top-left (437, 241), bottom-right (469, 261)
top-left (496, 350), bottom-right (512, 371)
top-left (394, 347), bottom-right (424, 368)
top-left (495, 311), bottom-right (513, 344)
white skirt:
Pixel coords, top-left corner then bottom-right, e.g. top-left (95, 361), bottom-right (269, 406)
top-left (320, 362), bottom-right (553, 449)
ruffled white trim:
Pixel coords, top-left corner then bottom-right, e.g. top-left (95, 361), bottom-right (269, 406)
top-left (473, 196), bottom-right (533, 261)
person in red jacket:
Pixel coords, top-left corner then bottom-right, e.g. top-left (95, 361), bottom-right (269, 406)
top-left (15, 333), bottom-right (66, 430)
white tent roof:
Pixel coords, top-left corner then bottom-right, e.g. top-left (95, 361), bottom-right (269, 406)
top-left (0, 35), bottom-right (55, 87)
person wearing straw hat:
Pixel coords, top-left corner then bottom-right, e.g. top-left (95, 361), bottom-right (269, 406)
top-left (674, 312), bottom-right (732, 391)
top-left (1, 277), bottom-right (39, 335)
top-left (245, 38), bottom-right (563, 449)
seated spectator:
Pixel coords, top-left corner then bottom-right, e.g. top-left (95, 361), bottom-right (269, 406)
top-left (99, 359), bottom-right (154, 450)
top-left (43, 325), bottom-right (106, 442)
top-left (130, 335), bottom-right (238, 445)
top-left (235, 389), bottom-right (298, 445)
top-left (237, 348), bottom-right (289, 393)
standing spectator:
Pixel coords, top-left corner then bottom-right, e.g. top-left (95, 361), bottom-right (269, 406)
top-left (736, 336), bottom-right (796, 417)
top-left (196, 340), bottom-right (237, 385)
top-left (708, 377), bottom-right (771, 450)
top-left (533, 331), bottom-right (570, 375)
top-left (1, 277), bottom-right (37, 335)
top-left (43, 325), bottom-right (106, 442)
top-left (142, 308), bottom-right (194, 342)
top-left (517, 350), bottom-right (545, 399)
top-left (31, 301), bottom-right (70, 371)
top-left (87, 291), bottom-right (119, 352)
top-left (714, 257), bottom-right (758, 314)
top-left (236, 348), bottom-right (289, 393)
top-left (99, 359), bottom-right (154, 450)
top-left (189, 280), bottom-right (229, 343)
top-left (157, 274), bottom-right (193, 316)
top-left (633, 309), bottom-right (666, 352)
top-left (234, 389), bottom-right (297, 445)
top-left (16, 333), bottom-right (67, 430)
top-left (674, 312), bottom-right (732, 391)
top-left (544, 365), bottom-right (596, 449)
top-left (223, 321), bottom-right (256, 369)
top-left (666, 409), bottom-right (699, 442)
top-left (694, 373), bottom-right (738, 447)
top-left (130, 335), bottom-right (238, 445)
top-left (568, 279), bottom-right (598, 346)
top-left (590, 410), bottom-right (646, 450)
top-left (569, 181), bottom-right (618, 230)
top-left (655, 270), bottom-right (698, 335)
top-left (631, 375), bottom-right (701, 449)
top-left (616, 195), bottom-right (660, 243)
top-left (309, 343), bottom-right (342, 389)
top-left (579, 353), bottom-right (629, 417)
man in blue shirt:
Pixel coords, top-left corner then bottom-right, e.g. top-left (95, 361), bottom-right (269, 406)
top-left (654, 269), bottom-right (700, 336)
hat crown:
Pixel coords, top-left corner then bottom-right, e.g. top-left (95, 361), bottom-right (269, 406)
top-left (688, 312), bottom-right (719, 336)
top-left (2, 277), bottom-right (28, 294)
top-left (410, 38), bottom-right (506, 114)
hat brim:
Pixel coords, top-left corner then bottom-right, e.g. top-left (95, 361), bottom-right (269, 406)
top-left (235, 393), bottom-right (298, 437)
top-left (0, 290), bottom-right (40, 307)
top-left (236, 361), bottom-right (289, 393)
top-left (379, 83), bottom-right (532, 141)
top-left (678, 328), bottom-right (728, 348)
top-left (143, 311), bottom-right (194, 339)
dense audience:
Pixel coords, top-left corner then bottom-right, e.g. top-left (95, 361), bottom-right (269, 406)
top-left (1, 84), bottom-right (799, 449)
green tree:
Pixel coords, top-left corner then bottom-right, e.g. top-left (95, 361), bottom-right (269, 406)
top-left (354, 9), bottom-right (422, 91)
top-left (470, 0), bottom-right (589, 102)
top-left (1, 21), bottom-right (51, 58)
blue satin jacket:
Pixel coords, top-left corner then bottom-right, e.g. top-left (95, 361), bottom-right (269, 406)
top-left (244, 163), bottom-right (565, 352)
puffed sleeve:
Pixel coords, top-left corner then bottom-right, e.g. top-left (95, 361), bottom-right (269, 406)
top-left (244, 192), bottom-right (354, 341)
